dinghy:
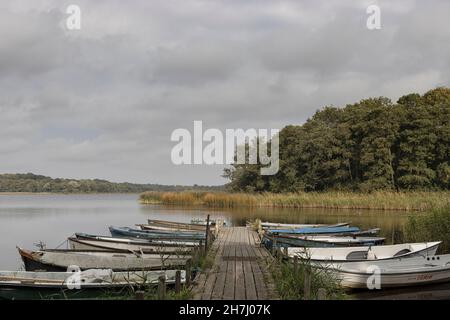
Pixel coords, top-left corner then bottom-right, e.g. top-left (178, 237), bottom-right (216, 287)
top-left (286, 241), bottom-right (441, 262)
top-left (262, 233), bottom-right (385, 248)
top-left (18, 247), bottom-right (191, 272)
top-left (267, 226), bottom-right (361, 235)
top-left (68, 237), bottom-right (195, 254)
top-left (0, 269), bottom-right (185, 289)
top-left (147, 219), bottom-right (206, 231)
top-left (327, 254), bottom-right (450, 289)
top-left (75, 233), bottom-right (200, 247)
top-left (109, 226), bottom-right (206, 241)
top-left (257, 221), bottom-right (349, 229)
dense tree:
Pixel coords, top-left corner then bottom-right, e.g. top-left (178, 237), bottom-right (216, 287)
top-left (0, 173), bottom-right (222, 193)
top-left (225, 87), bottom-right (450, 192)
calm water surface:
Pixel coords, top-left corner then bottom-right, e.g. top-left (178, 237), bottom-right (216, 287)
top-left (2, 193), bottom-right (448, 300)
top-left (0, 193), bottom-right (408, 270)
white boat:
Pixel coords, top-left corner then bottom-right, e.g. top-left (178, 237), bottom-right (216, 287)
top-left (68, 237), bottom-right (194, 254)
top-left (18, 247), bottom-right (191, 272)
top-left (75, 233), bottom-right (200, 247)
top-left (254, 221), bottom-right (349, 229)
top-left (286, 241), bottom-right (441, 262)
top-left (328, 254), bottom-right (450, 289)
top-left (0, 269), bottom-right (186, 289)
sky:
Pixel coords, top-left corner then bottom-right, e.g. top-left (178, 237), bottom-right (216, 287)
top-left (0, 0), bottom-right (449, 185)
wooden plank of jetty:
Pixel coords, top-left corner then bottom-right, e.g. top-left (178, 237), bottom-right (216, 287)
top-left (192, 226), bottom-right (278, 300)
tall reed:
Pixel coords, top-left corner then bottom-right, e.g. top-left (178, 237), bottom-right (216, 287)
top-left (140, 191), bottom-right (450, 211)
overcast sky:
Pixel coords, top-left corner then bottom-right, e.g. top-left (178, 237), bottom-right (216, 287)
top-left (0, 0), bottom-right (449, 185)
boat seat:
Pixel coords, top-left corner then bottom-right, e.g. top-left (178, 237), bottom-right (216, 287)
top-left (393, 249), bottom-right (411, 257)
top-left (346, 251), bottom-right (368, 260)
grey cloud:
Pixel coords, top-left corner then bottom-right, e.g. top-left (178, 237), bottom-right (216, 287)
top-left (0, 0), bottom-right (449, 185)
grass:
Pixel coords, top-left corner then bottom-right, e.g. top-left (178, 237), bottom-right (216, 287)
top-left (140, 190), bottom-right (450, 211)
top-left (270, 254), bottom-right (346, 300)
top-left (404, 206), bottom-right (450, 254)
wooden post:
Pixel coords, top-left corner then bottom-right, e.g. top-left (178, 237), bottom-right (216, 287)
top-left (317, 288), bottom-right (327, 300)
top-left (158, 275), bottom-right (166, 300)
top-left (272, 236), bottom-right (278, 255)
top-left (185, 258), bottom-right (192, 287)
top-left (135, 290), bottom-right (145, 300)
top-left (303, 267), bottom-right (311, 300)
top-left (205, 214), bottom-right (210, 252)
top-left (175, 270), bottom-right (181, 294)
top-left (293, 256), bottom-right (299, 274)
top-left (283, 246), bottom-right (288, 257)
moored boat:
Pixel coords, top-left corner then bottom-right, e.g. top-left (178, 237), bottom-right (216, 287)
top-left (75, 233), bottom-right (200, 247)
top-left (327, 254), bottom-right (450, 289)
top-left (256, 221), bottom-right (350, 229)
top-left (147, 219), bottom-right (207, 231)
top-left (68, 236), bottom-right (195, 254)
top-left (18, 247), bottom-right (191, 272)
top-left (286, 241), bottom-right (441, 262)
top-left (109, 226), bottom-right (206, 241)
top-left (0, 269), bottom-right (186, 289)
top-left (267, 226), bottom-right (361, 235)
top-left (262, 233), bottom-right (385, 248)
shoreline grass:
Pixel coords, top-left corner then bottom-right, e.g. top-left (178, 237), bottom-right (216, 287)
top-left (140, 191), bottom-right (450, 211)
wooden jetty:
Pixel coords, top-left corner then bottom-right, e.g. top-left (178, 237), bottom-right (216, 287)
top-left (192, 227), bottom-right (278, 300)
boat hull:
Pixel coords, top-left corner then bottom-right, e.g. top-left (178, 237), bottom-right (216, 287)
top-left (18, 248), bottom-right (190, 272)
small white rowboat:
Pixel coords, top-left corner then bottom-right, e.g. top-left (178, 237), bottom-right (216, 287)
top-left (286, 241), bottom-right (441, 262)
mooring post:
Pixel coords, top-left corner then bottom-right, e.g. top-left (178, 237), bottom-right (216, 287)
top-left (205, 214), bottom-right (210, 252)
top-left (175, 270), bottom-right (181, 294)
top-left (158, 275), bottom-right (166, 300)
top-left (317, 288), bottom-right (327, 300)
top-left (185, 258), bottom-right (192, 287)
top-left (304, 267), bottom-right (311, 300)
top-left (135, 290), bottom-right (145, 300)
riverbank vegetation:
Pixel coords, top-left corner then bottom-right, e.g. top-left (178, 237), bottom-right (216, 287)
top-left (140, 190), bottom-right (450, 211)
top-left (0, 173), bottom-right (222, 194)
top-left (270, 254), bottom-right (346, 300)
top-left (225, 87), bottom-right (449, 193)
top-left (404, 206), bottom-right (450, 253)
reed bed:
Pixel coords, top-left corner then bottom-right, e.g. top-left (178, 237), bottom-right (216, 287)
top-left (140, 191), bottom-right (450, 211)
top-left (404, 206), bottom-right (450, 254)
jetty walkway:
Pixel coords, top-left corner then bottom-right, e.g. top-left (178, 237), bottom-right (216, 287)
top-left (192, 226), bottom-right (278, 300)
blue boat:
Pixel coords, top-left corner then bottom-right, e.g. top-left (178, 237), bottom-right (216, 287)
top-left (267, 226), bottom-right (360, 235)
top-left (261, 233), bottom-right (385, 249)
top-left (109, 226), bottom-right (206, 241)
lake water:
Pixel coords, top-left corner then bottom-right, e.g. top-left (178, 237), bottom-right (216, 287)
top-left (0, 193), bottom-right (408, 270)
top-left (1, 193), bottom-right (448, 300)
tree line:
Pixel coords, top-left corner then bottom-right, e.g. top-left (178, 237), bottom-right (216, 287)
top-left (224, 87), bottom-right (450, 192)
top-left (0, 173), bottom-right (222, 193)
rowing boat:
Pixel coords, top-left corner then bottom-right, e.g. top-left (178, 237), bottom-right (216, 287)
top-left (18, 247), bottom-right (190, 272)
top-left (326, 254), bottom-right (450, 289)
top-left (256, 222), bottom-right (350, 229)
top-left (75, 233), bottom-right (200, 247)
top-left (68, 237), bottom-right (195, 254)
top-left (109, 226), bottom-right (206, 241)
top-left (286, 241), bottom-right (441, 262)
top-left (261, 233), bottom-right (385, 248)
top-left (0, 269), bottom-right (186, 289)
top-left (147, 219), bottom-right (207, 231)
top-left (267, 226), bottom-right (361, 235)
